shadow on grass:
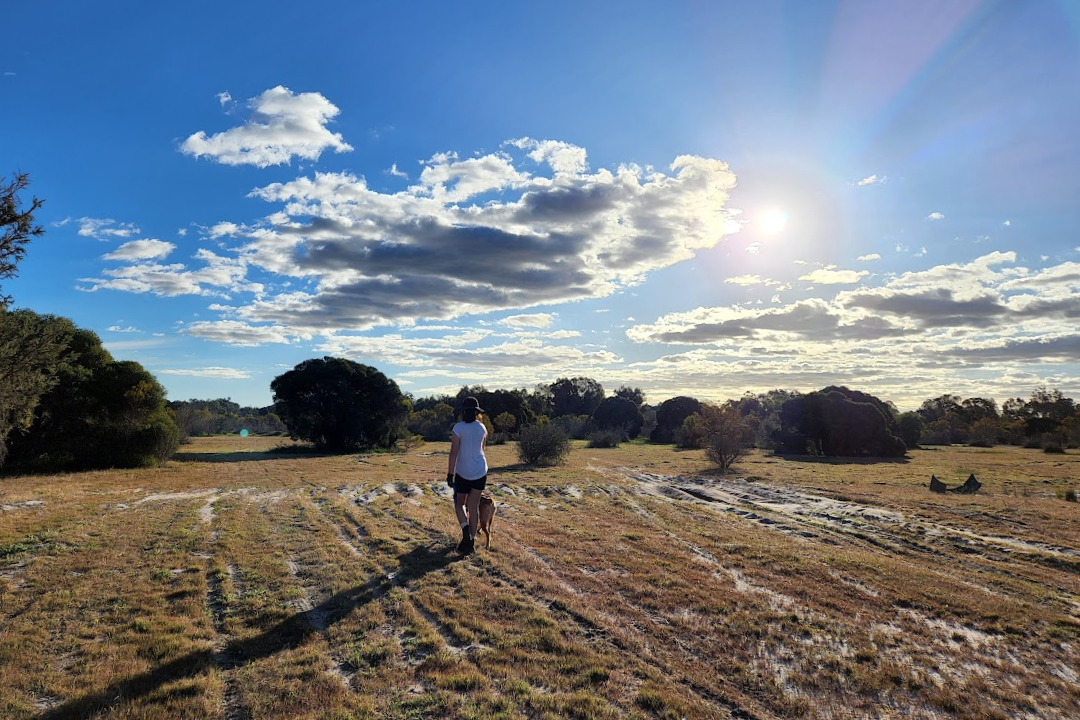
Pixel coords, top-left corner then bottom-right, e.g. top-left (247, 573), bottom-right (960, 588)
top-left (37, 543), bottom-right (461, 720)
top-left (487, 462), bottom-right (536, 474)
top-left (771, 454), bottom-right (911, 466)
top-left (172, 445), bottom-right (330, 463)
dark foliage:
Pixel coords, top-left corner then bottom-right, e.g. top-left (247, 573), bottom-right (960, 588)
top-left (3, 324), bottom-right (180, 473)
top-left (271, 357), bottom-right (407, 452)
top-left (0, 309), bottom-right (71, 465)
top-left (516, 423), bottom-right (571, 466)
top-left (650, 396), bottom-right (703, 443)
top-left (775, 387), bottom-right (906, 457)
top-left (537, 377), bottom-right (605, 418)
top-left (613, 386), bottom-right (646, 406)
top-left (591, 396), bottom-right (644, 438)
top-left (1, 172), bottom-right (44, 308)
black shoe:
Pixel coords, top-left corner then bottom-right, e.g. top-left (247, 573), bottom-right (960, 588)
top-left (460, 536), bottom-right (475, 555)
top-left (457, 528), bottom-right (470, 553)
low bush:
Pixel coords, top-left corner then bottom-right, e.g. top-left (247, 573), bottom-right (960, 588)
top-left (586, 429), bottom-right (625, 448)
top-left (517, 423), bottom-right (571, 466)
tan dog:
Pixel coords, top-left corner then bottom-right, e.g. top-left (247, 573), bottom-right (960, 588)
top-left (477, 493), bottom-right (496, 548)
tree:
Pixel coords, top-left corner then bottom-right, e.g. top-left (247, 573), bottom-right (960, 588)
top-left (1, 173), bottom-right (44, 308)
top-left (774, 388), bottom-right (906, 457)
top-left (271, 357), bottom-right (407, 452)
top-left (3, 325), bottom-right (180, 473)
top-left (537, 377), bottom-right (605, 418)
top-left (0, 310), bottom-right (71, 466)
top-left (918, 394), bottom-right (963, 424)
top-left (591, 396), bottom-right (644, 438)
top-left (650, 396), bottom-right (703, 443)
top-left (614, 386), bottom-right (646, 407)
top-left (961, 397), bottom-right (998, 424)
top-left (702, 405), bottom-right (753, 472)
top-left (896, 411), bottom-right (926, 450)
top-left (968, 417), bottom-right (1001, 447)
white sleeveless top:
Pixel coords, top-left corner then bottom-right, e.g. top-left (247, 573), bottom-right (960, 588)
top-left (452, 420), bottom-right (488, 480)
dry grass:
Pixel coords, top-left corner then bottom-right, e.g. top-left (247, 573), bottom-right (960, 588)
top-left (2, 437), bottom-right (1078, 719)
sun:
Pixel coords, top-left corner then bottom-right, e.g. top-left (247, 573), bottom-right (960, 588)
top-left (757, 208), bottom-right (788, 235)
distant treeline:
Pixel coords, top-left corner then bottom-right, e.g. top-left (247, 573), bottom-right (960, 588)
top-left (404, 380), bottom-right (1080, 456)
top-left (168, 399), bottom-right (287, 438)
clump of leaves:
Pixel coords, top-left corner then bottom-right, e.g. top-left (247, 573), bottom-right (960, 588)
top-left (517, 423), bottom-right (571, 466)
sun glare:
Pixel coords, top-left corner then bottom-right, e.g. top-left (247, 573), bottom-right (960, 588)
top-left (758, 208), bottom-right (788, 235)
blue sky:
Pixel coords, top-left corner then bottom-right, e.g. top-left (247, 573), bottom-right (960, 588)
top-left (4, 0), bottom-right (1080, 411)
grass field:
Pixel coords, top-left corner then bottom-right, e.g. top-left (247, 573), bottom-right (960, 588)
top-left (2, 437), bottom-right (1078, 719)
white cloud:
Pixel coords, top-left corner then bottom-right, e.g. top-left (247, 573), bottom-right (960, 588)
top-left (107, 325), bottom-right (141, 333)
top-left (185, 320), bottom-right (297, 346)
top-left (209, 222), bottom-right (242, 238)
top-left (59, 217), bottom-right (141, 241)
top-left (507, 138), bottom-right (588, 176)
top-left (103, 239), bottom-right (176, 261)
top-left (857, 174), bottom-right (885, 186)
top-left (798, 268), bottom-right (868, 284)
top-left (181, 86), bottom-right (353, 168)
top-left (129, 145), bottom-right (738, 338)
top-left (158, 366), bottom-right (252, 379)
top-left (927, 212), bottom-right (945, 221)
top-left (745, 242), bottom-right (762, 254)
top-left (726, 274), bottom-right (769, 286)
top-left (857, 253), bottom-right (881, 262)
top-left (387, 163), bottom-right (408, 178)
top-left (1003, 219), bottom-right (1011, 227)
top-left (500, 313), bottom-right (555, 328)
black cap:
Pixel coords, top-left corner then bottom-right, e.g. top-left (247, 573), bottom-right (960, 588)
top-left (460, 396), bottom-right (485, 413)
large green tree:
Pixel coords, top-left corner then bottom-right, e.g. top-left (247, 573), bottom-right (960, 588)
top-left (0, 310), bottom-right (70, 465)
top-left (775, 387), bottom-right (906, 457)
top-left (650, 395), bottom-right (703, 443)
top-left (3, 322), bottom-right (180, 473)
top-left (272, 357), bottom-right (408, 452)
top-left (591, 396), bottom-right (645, 438)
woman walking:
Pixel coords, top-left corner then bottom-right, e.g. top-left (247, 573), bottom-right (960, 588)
top-left (447, 396), bottom-right (488, 554)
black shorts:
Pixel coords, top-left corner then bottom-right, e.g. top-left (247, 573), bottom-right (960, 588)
top-left (453, 474), bottom-right (487, 494)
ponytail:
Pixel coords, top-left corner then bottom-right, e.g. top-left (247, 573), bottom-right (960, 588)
top-left (462, 408), bottom-right (478, 423)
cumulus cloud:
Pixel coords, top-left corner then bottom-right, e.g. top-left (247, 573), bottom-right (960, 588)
top-left (726, 275), bottom-right (770, 286)
top-left (107, 325), bottom-right (141, 333)
top-left (158, 367), bottom-right (252, 379)
top-left (798, 268), bottom-right (868, 284)
top-left (857, 174), bottom-right (884, 186)
top-left (626, 298), bottom-right (906, 345)
top-left (857, 253), bottom-right (881, 262)
top-left (59, 217), bottom-right (141, 241)
top-left (80, 249), bottom-right (262, 297)
top-left (500, 313), bottom-right (554, 328)
top-left (181, 86), bottom-right (353, 168)
top-left (185, 320), bottom-right (297, 346)
top-left (120, 144), bottom-right (737, 337)
top-left (103, 239), bottom-right (176, 261)
top-left (927, 212), bottom-right (945, 220)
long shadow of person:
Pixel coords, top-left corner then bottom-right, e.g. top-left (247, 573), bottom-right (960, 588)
top-left (38, 543), bottom-right (461, 720)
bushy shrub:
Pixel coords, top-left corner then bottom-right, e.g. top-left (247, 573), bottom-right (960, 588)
top-left (517, 423), bottom-right (571, 466)
top-left (674, 413), bottom-right (708, 449)
top-left (586, 428), bottom-right (625, 448)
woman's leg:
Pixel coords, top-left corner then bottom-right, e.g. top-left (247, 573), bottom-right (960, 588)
top-left (454, 492), bottom-right (469, 527)
top-left (466, 488), bottom-right (483, 540)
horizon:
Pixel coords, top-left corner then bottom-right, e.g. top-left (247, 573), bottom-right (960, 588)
top-left (5, 1), bottom-right (1080, 413)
